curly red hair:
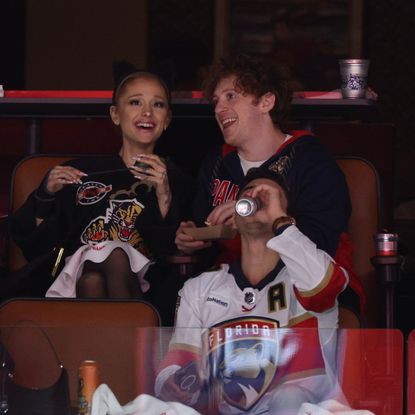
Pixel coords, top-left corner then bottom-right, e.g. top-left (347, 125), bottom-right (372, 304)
top-left (203, 54), bottom-right (292, 126)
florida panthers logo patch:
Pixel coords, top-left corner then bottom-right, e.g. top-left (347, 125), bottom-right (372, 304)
top-left (108, 200), bottom-right (143, 243)
top-left (206, 317), bottom-right (327, 412)
top-left (207, 317), bottom-right (279, 411)
top-left (76, 181), bottom-right (112, 205)
top-left (268, 156), bottom-right (291, 176)
top-left (81, 199), bottom-right (144, 247)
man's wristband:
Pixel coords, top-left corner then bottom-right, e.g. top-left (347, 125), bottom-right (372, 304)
top-left (272, 216), bottom-right (296, 235)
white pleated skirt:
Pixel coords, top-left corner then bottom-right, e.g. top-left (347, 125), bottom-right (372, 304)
top-left (45, 241), bottom-right (151, 298)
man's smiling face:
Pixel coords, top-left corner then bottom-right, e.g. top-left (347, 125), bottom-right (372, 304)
top-left (212, 75), bottom-right (264, 149)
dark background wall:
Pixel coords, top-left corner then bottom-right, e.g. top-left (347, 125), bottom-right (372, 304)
top-left (365, 0), bottom-right (415, 208)
top-left (0, 1), bottom-right (25, 89)
top-left (1, 0), bottom-right (414, 207)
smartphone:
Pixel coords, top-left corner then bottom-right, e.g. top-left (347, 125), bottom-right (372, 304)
top-left (134, 160), bottom-right (151, 174)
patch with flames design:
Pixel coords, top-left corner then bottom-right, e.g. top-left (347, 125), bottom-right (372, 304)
top-left (76, 181), bottom-right (112, 205)
top-left (207, 317), bottom-right (279, 411)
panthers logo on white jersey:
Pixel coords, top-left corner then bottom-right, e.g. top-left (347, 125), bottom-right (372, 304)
top-left (207, 317), bottom-right (280, 412)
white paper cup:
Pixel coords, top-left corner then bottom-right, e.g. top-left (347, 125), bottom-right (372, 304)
top-left (339, 59), bottom-right (370, 99)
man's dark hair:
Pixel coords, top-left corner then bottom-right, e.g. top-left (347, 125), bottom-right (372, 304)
top-left (238, 167), bottom-right (291, 211)
top-left (203, 53), bottom-right (292, 126)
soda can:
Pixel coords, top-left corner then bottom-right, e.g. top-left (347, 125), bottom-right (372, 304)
top-left (78, 360), bottom-right (100, 415)
top-left (374, 233), bottom-right (398, 256)
top-left (235, 197), bottom-right (261, 217)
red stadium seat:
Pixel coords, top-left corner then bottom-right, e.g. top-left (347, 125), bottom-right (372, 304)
top-left (336, 157), bottom-right (381, 328)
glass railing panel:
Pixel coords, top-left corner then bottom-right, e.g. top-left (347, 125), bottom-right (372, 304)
top-left (0, 325), bottom-right (404, 415)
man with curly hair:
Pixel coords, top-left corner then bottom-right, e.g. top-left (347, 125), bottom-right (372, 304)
top-left (175, 53), bottom-right (364, 323)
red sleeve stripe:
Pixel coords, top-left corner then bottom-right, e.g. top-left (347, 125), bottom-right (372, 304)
top-left (335, 232), bottom-right (366, 314)
top-left (158, 346), bottom-right (200, 372)
top-left (294, 263), bottom-right (348, 313)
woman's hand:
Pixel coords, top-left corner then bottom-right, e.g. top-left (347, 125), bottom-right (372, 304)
top-left (131, 154), bottom-right (171, 218)
top-left (45, 165), bottom-right (87, 194)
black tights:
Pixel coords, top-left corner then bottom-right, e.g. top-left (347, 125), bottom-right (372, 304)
top-left (76, 248), bottom-right (143, 299)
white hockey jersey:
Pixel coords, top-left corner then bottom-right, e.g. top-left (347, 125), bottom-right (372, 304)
top-left (156, 226), bottom-right (348, 414)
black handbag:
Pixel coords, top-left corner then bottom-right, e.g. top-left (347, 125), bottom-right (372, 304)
top-left (0, 321), bottom-right (71, 415)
